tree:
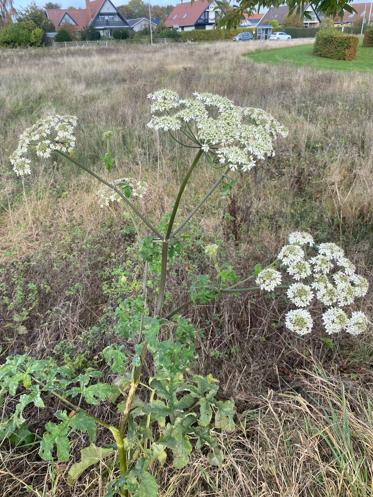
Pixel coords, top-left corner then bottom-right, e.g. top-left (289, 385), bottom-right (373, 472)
top-left (284, 12), bottom-right (304, 27)
top-left (217, 0), bottom-right (356, 29)
top-left (119, 0), bottom-right (146, 18)
top-left (55, 28), bottom-right (72, 41)
top-left (44, 2), bottom-right (61, 8)
top-left (16, 4), bottom-right (54, 32)
top-left (0, 0), bottom-right (15, 25)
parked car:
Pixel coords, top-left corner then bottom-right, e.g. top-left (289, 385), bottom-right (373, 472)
top-left (233, 31), bottom-right (254, 42)
top-left (269, 32), bottom-right (292, 40)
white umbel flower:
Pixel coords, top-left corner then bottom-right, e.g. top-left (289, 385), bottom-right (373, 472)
top-left (256, 268), bottom-right (282, 292)
top-left (322, 307), bottom-right (348, 334)
top-left (318, 242), bottom-right (344, 260)
top-left (147, 89), bottom-right (287, 173)
top-left (346, 312), bottom-right (369, 335)
top-left (285, 309), bottom-right (313, 335)
top-left (349, 274), bottom-right (369, 298)
top-left (277, 245), bottom-right (305, 266)
top-left (288, 231), bottom-right (314, 247)
top-left (310, 255), bottom-right (333, 274)
top-left (287, 259), bottom-right (312, 280)
top-left (287, 283), bottom-right (313, 307)
top-left (10, 114), bottom-right (77, 176)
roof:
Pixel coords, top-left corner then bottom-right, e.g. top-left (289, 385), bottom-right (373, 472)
top-left (336, 2), bottom-right (373, 23)
top-left (165, 0), bottom-right (209, 28)
top-left (243, 12), bottom-right (264, 20)
top-left (259, 5), bottom-right (290, 25)
top-left (46, 0), bottom-right (126, 31)
top-left (127, 17), bottom-right (158, 27)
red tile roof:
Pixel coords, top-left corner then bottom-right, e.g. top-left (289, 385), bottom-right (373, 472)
top-left (243, 12), bottom-right (264, 20)
top-left (46, 0), bottom-right (108, 31)
top-left (165, 0), bottom-right (209, 28)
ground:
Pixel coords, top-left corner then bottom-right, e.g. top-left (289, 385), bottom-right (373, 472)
top-left (247, 42), bottom-right (373, 72)
top-left (0, 40), bottom-right (372, 497)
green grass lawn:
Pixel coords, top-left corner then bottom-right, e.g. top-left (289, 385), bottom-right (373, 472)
top-left (247, 43), bottom-right (373, 72)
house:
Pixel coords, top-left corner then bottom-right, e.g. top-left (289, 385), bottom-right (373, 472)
top-left (259, 4), bottom-right (321, 27)
top-left (164, 0), bottom-right (217, 31)
top-left (240, 12), bottom-right (265, 27)
top-left (127, 17), bottom-right (159, 32)
top-left (46, 0), bottom-right (130, 38)
top-left (334, 2), bottom-right (373, 26)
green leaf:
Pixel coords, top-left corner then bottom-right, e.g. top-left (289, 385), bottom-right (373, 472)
top-left (102, 345), bottom-right (127, 374)
top-left (254, 263), bottom-right (262, 276)
top-left (69, 411), bottom-right (97, 442)
top-left (101, 151), bottom-right (114, 172)
top-left (215, 400), bottom-right (235, 432)
top-left (173, 434), bottom-right (192, 469)
top-left (68, 444), bottom-right (114, 485)
top-left (208, 447), bottom-right (224, 466)
top-left (136, 471), bottom-right (158, 497)
top-left (40, 419), bottom-right (70, 462)
top-left (199, 398), bottom-right (212, 427)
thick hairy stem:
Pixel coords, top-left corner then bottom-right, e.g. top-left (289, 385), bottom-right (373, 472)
top-left (155, 240), bottom-right (169, 316)
top-left (56, 150), bottom-right (162, 239)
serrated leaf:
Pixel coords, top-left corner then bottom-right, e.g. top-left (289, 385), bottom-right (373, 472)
top-left (69, 411), bottom-right (97, 442)
top-left (254, 263), bottom-right (262, 276)
top-left (68, 444), bottom-right (114, 485)
top-left (40, 420), bottom-right (70, 461)
top-left (102, 345), bottom-right (127, 374)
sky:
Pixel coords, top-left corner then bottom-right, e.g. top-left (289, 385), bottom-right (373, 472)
top-left (12, 0), bottom-right (373, 14)
top-left (13, 0), bottom-right (174, 11)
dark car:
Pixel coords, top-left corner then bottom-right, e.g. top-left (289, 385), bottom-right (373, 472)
top-left (233, 31), bottom-right (253, 42)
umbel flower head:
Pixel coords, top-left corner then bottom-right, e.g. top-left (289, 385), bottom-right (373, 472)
top-left (256, 231), bottom-right (370, 336)
top-left (10, 115), bottom-right (77, 176)
top-left (147, 90), bottom-right (288, 173)
top-left (98, 177), bottom-right (147, 208)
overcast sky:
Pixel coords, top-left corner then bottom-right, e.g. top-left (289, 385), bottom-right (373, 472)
top-left (13, 0), bottom-right (175, 11)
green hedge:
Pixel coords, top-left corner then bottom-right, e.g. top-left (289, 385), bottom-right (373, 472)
top-left (313, 29), bottom-right (359, 60)
top-left (363, 26), bottom-right (373, 47)
top-left (180, 28), bottom-right (254, 42)
top-left (283, 27), bottom-right (319, 38)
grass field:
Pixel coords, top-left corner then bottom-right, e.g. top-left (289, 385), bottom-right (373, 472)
top-left (0, 41), bottom-right (372, 497)
top-left (247, 42), bottom-right (373, 72)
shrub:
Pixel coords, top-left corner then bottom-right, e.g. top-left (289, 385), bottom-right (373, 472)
top-left (113, 28), bottom-right (130, 40)
top-left (80, 26), bottom-right (101, 41)
top-left (0, 21), bottom-right (34, 47)
top-left (283, 27), bottom-right (319, 38)
top-left (156, 27), bottom-right (181, 40)
top-left (313, 29), bottom-right (359, 60)
top-left (363, 26), bottom-right (373, 47)
top-left (54, 28), bottom-right (73, 42)
top-left (30, 27), bottom-right (44, 46)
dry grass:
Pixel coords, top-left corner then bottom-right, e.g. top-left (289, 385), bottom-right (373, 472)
top-left (0, 41), bottom-right (372, 496)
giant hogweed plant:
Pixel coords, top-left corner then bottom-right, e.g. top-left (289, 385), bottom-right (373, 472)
top-left (3, 91), bottom-right (370, 496)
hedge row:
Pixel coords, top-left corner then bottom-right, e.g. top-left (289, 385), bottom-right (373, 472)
top-left (282, 27), bottom-right (319, 38)
top-left (313, 29), bottom-right (359, 60)
top-left (363, 26), bottom-right (373, 47)
top-left (180, 28), bottom-right (254, 42)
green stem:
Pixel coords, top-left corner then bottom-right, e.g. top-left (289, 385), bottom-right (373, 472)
top-left (56, 150), bottom-right (162, 239)
top-left (172, 168), bottom-right (229, 238)
top-left (155, 149), bottom-right (203, 316)
top-left (165, 149), bottom-right (203, 239)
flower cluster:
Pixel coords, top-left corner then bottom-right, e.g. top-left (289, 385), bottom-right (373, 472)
top-left (10, 115), bottom-right (77, 176)
top-left (147, 90), bottom-right (288, 173)
top-left (256, 232), bottom-right (370, 336)
top-left (98, 177), bottom-right (147, 207)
